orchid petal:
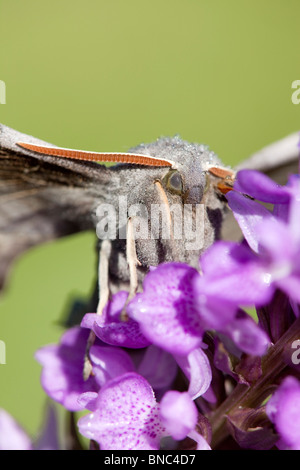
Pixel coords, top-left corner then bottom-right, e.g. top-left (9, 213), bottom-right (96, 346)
top-left (159, 391), bottom-right (198, 441)
top-left (127, 263), bottom-right (204, 355)
top-left (78, 373), bottom-right (163, 450)
top-left (235, 170), bottom-right (290, 203)
top-left (226, 191), bottom-right (274, 253)
top-left (175, 348), bottom-right (212, 400)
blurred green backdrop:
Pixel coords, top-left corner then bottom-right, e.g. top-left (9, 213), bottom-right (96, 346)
top-left (0, 0), bottom-right (299, 444)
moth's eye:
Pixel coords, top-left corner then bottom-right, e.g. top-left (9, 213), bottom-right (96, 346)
top-left (163, 170), bottom-right (184, 195)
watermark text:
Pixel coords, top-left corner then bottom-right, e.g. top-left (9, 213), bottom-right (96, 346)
top-left (0, 80), bottom-right (6, 104)
top-left (96, 197), bottom-right (205, 250)
top-left (0, 340), bottom-right (6, 364)
top-left (291, 339), bottom-right (300, 365)
top-left (291, 80), bottom-right (300, 105)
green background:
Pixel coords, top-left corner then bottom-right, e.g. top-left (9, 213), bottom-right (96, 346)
top-left (0, 0), bottom-right (299, 444)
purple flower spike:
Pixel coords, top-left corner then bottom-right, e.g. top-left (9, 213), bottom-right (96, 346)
top-left (127, 263), bottom-right (204, 355)
top-left (78, 373), bottom-right (163, 450)
top-left (81, 291), bottom-right (150, 348)
top-left (266, 376), bottom-right (300, 450)
top-left (159, 391), bottom-right (197, 441)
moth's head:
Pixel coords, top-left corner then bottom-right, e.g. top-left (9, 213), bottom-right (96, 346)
top-left (129, 136), bottom-right (232, 204)
top-left (119, 136), bottom-right (235, 267)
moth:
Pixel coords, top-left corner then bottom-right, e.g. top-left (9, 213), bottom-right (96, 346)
top-left (0, 123), bottom-right (299, 321)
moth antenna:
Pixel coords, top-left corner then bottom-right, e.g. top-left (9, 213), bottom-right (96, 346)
top-left (208, 166), bottom-right (235, 179)
top-left (208, 166), bottom-right (236, 195)
top-left (17, 142), bottom-right (174, 168)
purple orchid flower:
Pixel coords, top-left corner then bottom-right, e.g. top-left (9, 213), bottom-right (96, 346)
top-left (233, 169), bottom-right (292, 204)
top-left (225, 174), bottom-right (300, 306)
top-left (35, 326), bottom-right (135, 411)
top-left (35, 322), bottom-right (181, 412)
top-left (127, 263), bottom-right (205, 356)
top-left (266, 376), bottom-right (300, 450)
top-left (78, 372), bottom-right (210, 450)
top-left (127, 259), bottom-right (270, 360)
top-left (81, 291), bottom-right (150, 349)
top-left (82, 287), bottom-right (213, 400)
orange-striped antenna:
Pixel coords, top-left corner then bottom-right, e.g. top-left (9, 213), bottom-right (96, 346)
top-left (208, 166), bottom-right (235, 195)
top-left (16, 142), bottom-right (174, 168)
top-left (208, 166), bottom-right (235, 180)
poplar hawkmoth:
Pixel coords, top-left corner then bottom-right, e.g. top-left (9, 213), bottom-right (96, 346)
top-left (0, 123), bottom-right (299, 320)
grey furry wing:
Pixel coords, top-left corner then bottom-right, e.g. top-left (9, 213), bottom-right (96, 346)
top-left (236, 131), bottom-right (299, 183)
top-left (0, 124), bottom-right (113, 291)
top-left (222, 131), bottom-right (300, 241)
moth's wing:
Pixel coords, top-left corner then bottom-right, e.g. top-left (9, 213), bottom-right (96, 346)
top-left (222, 131), bottom-right (300, 241)
top-left (0, 123), bottom-right (114, 291)
top-left (235, 131), bottom-right (299, 183)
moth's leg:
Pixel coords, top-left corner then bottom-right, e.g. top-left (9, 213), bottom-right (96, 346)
top-left (154, 180), bottom-right (173, 240)
top-left (83, 331), bottom-right (96, 380)
top-left (126, 216), bottom-right (140, 298)
top-left (120, 216), bottom-right (141, 320)
top-left (153, 180), bottom-right (178, 260)
top-left (96, 239), bottom-right (112, 315)
top-left (83, 239), bottom-right (112, 380)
